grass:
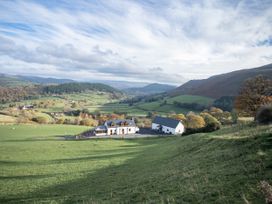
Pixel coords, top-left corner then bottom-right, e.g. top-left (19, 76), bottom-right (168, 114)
top-left (0, 124), bottom-right (271, 203)
top-left (135, 95), bottom-right (214, 114)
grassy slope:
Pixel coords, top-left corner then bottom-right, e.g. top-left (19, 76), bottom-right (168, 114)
top-left (0, 124), bottom-right (271, 203)
top-left (135, 95), bottom-right (214, 114)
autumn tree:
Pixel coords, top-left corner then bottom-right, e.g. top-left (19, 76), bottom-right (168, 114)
top-left (235, 75), bottom-right (272, 116)
top-left (170, 113), bottom-right (186, 121)
top-left (184, 112), bottom-right (206, 129)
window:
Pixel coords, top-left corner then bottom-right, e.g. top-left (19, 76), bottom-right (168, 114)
top-left (128, 128), bottom-right (131, 132)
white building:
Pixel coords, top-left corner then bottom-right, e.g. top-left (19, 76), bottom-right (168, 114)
top-left (152, 116), bottom-right (184, 135)
top-left (94, 119), bottom-right (139, 136)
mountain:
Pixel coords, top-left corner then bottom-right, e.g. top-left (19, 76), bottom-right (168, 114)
top-left (18, 76), bottom-right (75, 84)
top-left (124, 83), bottom-right (177, 95)
top-left (0, 74), bottom-right (75, 87)
top-left (0, 74), bottom-right (33, 87)
top-left (90, 80), bottom-right (149, 90)
top-left (169, 63), bottom-right (272, 98)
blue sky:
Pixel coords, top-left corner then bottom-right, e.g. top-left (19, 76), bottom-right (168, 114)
top-left (0, 0), bottom-right (271, 84)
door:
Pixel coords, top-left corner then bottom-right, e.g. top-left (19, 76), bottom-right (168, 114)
top-left (122, 129), bottom-right (125, 134)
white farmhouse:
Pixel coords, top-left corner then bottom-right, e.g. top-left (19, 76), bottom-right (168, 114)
top-left (152, 116), bottom-right (184, 135)
top-left (94, 119), bottom-right (139, 136)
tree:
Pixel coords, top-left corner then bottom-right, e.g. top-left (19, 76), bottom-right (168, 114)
top-left (185, 112), bottom-right (206, 129)
top-left (32, 116), bottom-right (48, 124)
top-left (213, 96), bottom-right (235, 111)
top-left (235, 75), bottom-right (272, 116)
top-left (255, 105), bottom-right (272, 124)
top-left (80, 118), bottom-right (98, 126)
top-left (200, 112), bottom-right (221, 132)
top-left (170, 113), bottom-right (186, 121)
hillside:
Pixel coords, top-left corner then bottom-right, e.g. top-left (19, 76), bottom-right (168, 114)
top-left (0, 74), bottom-right (75, 87)
top-left (169, 63), bottom-right (272, 98)
top-left (0, 124), bottom-right (271, 203)
top-left (18, 75), bottom-right (74, 84)
top-left (42, 82), bottom-right (122, 94)
top-left (0, 74), bottom-right (33, 87)
top-left (125, 83), bottom-right (177, 95)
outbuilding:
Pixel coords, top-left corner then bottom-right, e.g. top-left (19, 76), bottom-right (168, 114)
top-left (152, 116), bottom-right (184, 135)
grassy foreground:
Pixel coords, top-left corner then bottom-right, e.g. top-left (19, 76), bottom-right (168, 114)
top-left (0, 124), bottom-right (271, 203)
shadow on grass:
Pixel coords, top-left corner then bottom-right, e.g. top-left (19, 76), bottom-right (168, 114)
top-left (1, 125), bottom-right (271, 203)
top-left (1, 135), bottom-right (72, 142)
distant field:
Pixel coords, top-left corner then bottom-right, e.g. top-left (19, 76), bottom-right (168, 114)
top-left (135, 95), bottom-right (214, 114)
top-left (1, 93), bottom-right (213, 117)
top-left (0, 124), bottom-right (271, 203)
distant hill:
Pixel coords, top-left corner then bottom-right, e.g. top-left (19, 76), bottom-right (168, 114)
top-left (169, 63), bottom-right (272, 98)
top-left (92, 80), bottom-right (149, 90)
top-left (0, 74), bottom-right (33, 87)
top-left (0, 74), bottom-right (75, 87)
top-left (18, 76), bottom-right (74, 84)
top-left (124, 83), bottom-right (177, 95)
top-left (42, 82), bottom-right (122, 94)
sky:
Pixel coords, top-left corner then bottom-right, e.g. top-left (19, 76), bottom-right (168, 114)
top-left (0, 0), bottom-right (272, 85)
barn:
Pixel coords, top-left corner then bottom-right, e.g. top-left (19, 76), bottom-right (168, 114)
top-left (152, 116), bottom-right (184, 135)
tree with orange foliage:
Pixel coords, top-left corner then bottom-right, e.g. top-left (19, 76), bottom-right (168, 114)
top-left (234, 75), bottom-right (272, 116)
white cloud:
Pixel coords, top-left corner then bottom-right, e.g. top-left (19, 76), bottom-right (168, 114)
top-left (0, 0), bottom-right (271, 84)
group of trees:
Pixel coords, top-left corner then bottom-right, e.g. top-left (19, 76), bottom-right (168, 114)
top-left (0, 82), bottom-right (123, 104)
top-left (234, 75), bottom-right (272, 116)
top-left (169, 108), bottom-right (224, 134)
top-left (234, 75), bottom-right (272, 124)
top-left (42, 83), bottom-right (120, 94)
top-left (0, 86), bottom-right (40, 103)
top-left (173, 101), bottom-right (208, 111)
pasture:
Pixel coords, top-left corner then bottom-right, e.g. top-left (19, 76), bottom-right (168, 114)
top-left (0, 124), bottom-right (271, 203)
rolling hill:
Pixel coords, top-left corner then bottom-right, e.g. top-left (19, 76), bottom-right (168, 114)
top-left (169, 63), bottom-right (272, 98)
top-left (0, 74), bottom-right (75, 86)
top-left (19, 75), bottom-right (74, 84)
top-left (0, 74), bottom-right (33, 87)
top-left (125, 83), bottom-right (177, 95)
top-left (42, 82), bottom-right (122, 94)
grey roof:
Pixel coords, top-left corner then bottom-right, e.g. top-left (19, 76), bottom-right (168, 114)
top-left (105, 119), bottom-right (136, 127)
top-left (95, 125), bottom-right (107, 131)
top-left (153, 116), bottom-right (181, 128)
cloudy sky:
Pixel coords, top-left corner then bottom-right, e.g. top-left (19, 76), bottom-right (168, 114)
top-left (0, 0), bottom-right (272, 84)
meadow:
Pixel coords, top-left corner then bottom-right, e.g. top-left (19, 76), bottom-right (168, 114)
top-left (0, 124), bottom-right (271, 203)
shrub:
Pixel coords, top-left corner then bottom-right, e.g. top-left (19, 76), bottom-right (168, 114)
top-left (56, 118), bottom-right (65, 124)
top-left (170, 113), bottom-right (186, 121)
top-left (80, 118), bottom-right (98, 126)
top-left (32, 116), bottom-right (48, 124)
top-left (200, 112), bottom-right (221, 132)
top-left (185, 113), bottom-right (206, 130)
top-left (256, 105), bottom-right (272, 125)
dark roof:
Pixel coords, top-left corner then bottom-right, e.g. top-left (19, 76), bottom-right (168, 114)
top-left (95, 125), bottom-right (107, 131)
top-left (105, 119), bottom-right (136, 127)
top-left (153, 116), bottom-right (181, 128)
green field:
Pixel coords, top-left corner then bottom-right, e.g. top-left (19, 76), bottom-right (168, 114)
top-left (0, 124), bottom-right (271, 203)
top-left (134, 95), bottom-right (214, 114)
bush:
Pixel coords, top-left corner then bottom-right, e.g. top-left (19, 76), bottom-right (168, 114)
top-left (80, 118), bottom-right (98, 126)
top-left (184, 112), bottom-right (206, 134)
top-left (170, 113), bottom-right (186, 121)
top-left (200, 113), bottom-right (221, 132)
top-left (256, 105), bottom-right (272, 125)
top-left (56, 118), bottom-right (65, 124)
top-left (32, 116), bottom-right (48, 124)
